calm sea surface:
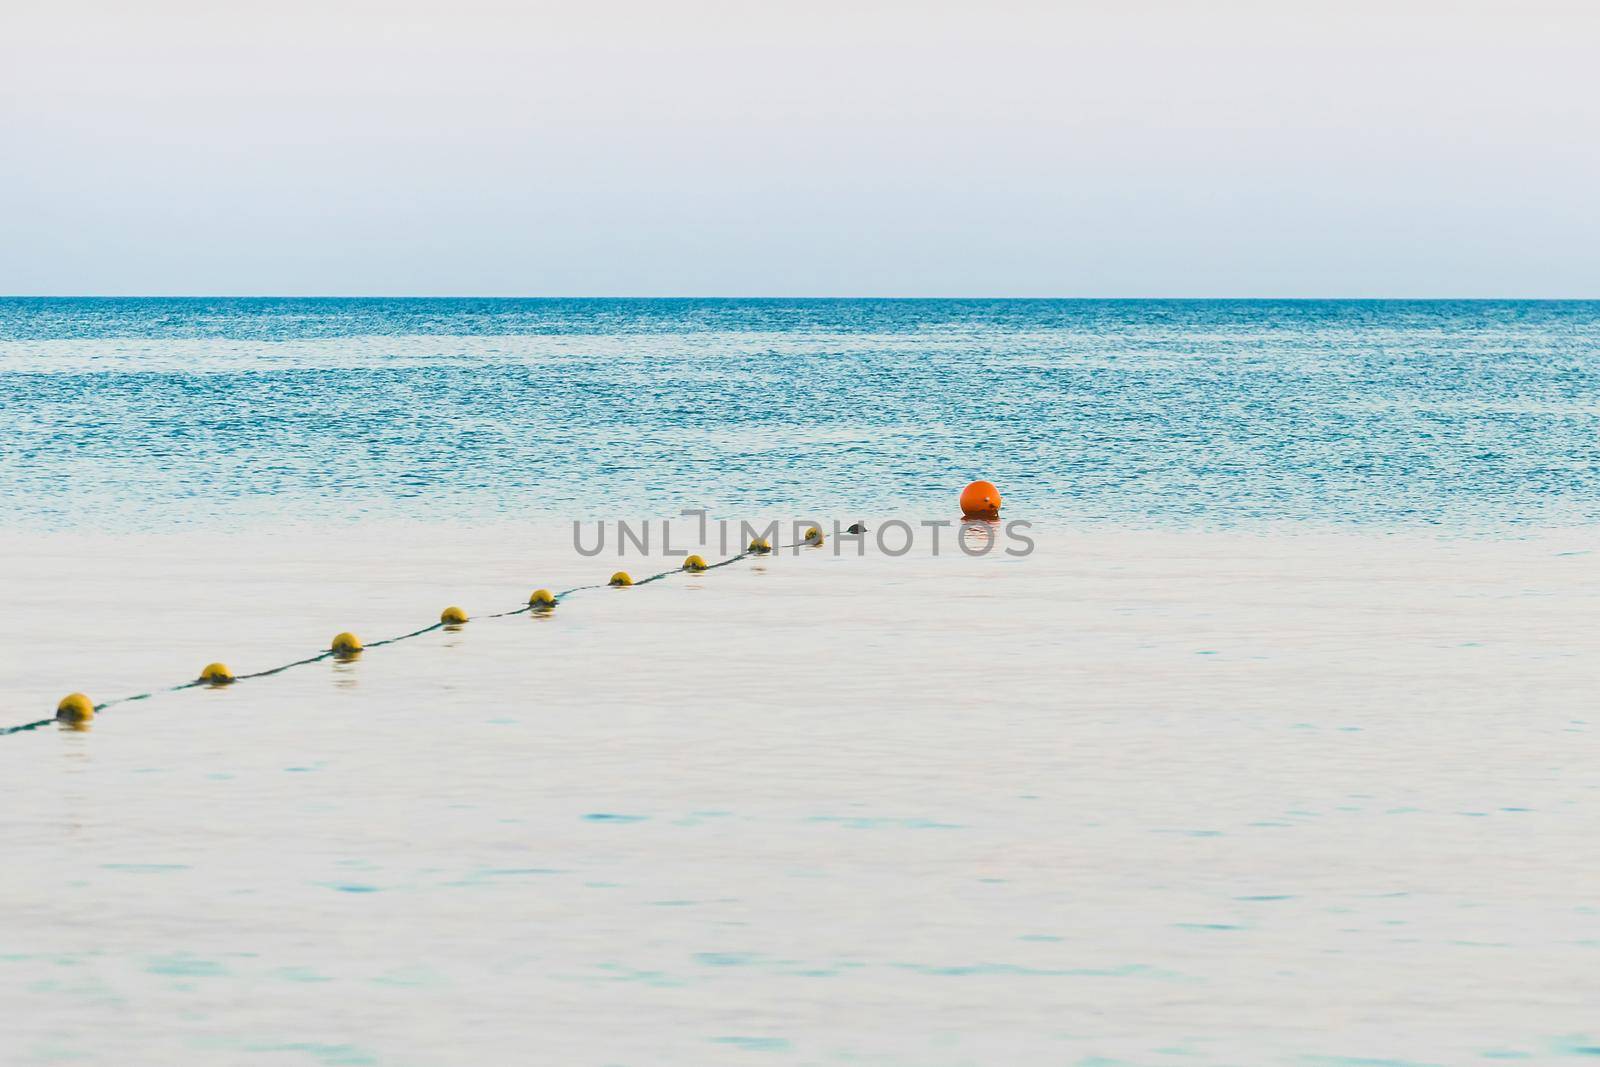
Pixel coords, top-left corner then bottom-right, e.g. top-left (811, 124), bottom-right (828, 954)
top-left (2, 298), bottom-right (1597, 529)
top-left (3, 300), bottom-right (1600, 1065)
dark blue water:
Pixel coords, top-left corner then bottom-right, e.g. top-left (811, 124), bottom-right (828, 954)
top-left (1, 298), bottom-right (1595, 528)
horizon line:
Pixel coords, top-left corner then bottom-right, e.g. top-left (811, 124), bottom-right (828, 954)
top-left (4, 295), bottom-right (1600, 303)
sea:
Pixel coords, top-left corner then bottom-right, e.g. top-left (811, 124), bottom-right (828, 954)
top-left (2, 298), bottom-right (1597, 530)
top-left (2, 299), bottom-right (1599, 1066)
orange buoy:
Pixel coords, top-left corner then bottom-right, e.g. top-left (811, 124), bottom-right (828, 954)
top-left (960, 480), bottom-right (1002, 520)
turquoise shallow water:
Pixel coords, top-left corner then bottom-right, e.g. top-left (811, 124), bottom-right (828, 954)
top-left (2, 298), bottom-right (1596, 529)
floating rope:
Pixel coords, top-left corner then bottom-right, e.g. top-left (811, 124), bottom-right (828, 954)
top-left (2, 537), bottom-right (811, 737)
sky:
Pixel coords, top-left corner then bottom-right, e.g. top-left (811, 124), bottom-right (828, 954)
top-left (1, 0), bottom-right (1597, 297)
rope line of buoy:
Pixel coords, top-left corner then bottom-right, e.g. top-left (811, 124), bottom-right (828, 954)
top-left (0, 530), bottom-right (820, 738)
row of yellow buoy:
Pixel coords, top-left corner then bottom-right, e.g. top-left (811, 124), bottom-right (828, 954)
top-left (47, 487), bottom-right (998, 732)
top-left (52, 533), bottom-right (809, 727)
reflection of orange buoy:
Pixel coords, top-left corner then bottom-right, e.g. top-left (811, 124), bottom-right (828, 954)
top-left (960, 480), bottom-right (1002, 520)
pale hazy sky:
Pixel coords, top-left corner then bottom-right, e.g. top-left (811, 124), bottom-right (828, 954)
top-left (2, 1), bottom-right (1596, 296)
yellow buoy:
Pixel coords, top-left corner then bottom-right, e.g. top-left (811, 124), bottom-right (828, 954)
top-left (803, 526), bottom-right (824, 546)
top-left (683, 554), bottom-right (709, 572)
top-left (528, 588), bottom-right (557, 609)
top-left (748, 537), bottom-right (773, 554)
top-left (330, 631), bottom-right (363, 657)
top-left (609, 571), bottom-right (633, 587)
top-left (198, 662), bottom-right (235, 685)
top-left (440, 605), bottom-right (468, 625)
top-left (56, 692), bottom-right (94, 725)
